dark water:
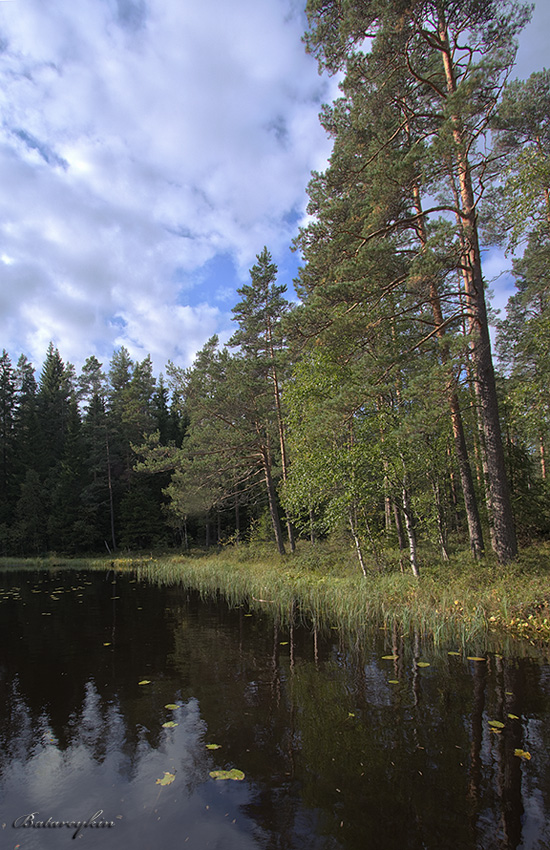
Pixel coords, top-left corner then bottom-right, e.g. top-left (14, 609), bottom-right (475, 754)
top-left (0, 570), bottom-right (549, 850)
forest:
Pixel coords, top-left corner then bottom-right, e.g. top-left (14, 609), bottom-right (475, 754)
top-left (1, 0), bottom-right (549, 574)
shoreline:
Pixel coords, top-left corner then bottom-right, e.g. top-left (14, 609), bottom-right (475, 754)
top-left (1, 541), bottom-right (549, 645)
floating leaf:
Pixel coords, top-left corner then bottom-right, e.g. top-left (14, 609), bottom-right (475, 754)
top-left (348, 712), bottom-right (356, 718)
top-left (156, 772), bottom-right (175, 786)
top-left (165, 704), bottom-right (178, 710)
top-left (488, 720), bottom-right (505, 729)
top-left (206, 743), bottom-right (221, 750)
top-left (467, 657), bottom-right (486, 662)
top-left (244, 614), bottom-right (253, 617)
top-left (138, 680), bottom-right (151, 685)
top-left (514, 749), bottom-right (531, 760)
top-left (490, 728), bottom-right (502, 734)
top-left (103, 642), bottom-right (111, 646)
top-left (388, 680), bottom-right (399, 684)
top-left (209, 769), bottom-right (245, 781)
top-left (448, 651), bottom-right (461, 656)
top-left (508, 714), bottom-right (520, 720)
top-left (417, 662), bottom-right (430, 668)
top-left (280, 641), bottom-right (289, 645)
top-left (162, 721), bottom-right (178, 728)
top-left (381, 655), bottom-right (398, 660)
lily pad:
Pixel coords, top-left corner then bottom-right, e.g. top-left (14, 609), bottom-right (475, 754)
top-left (165, 704), bottom-right (178, 710)
top-left (206, 743), bottom-right (221, 750)
top-left (447, 651), bottom-right (461, 656)
top-left (209, 769), bottom-right (245, 781)
top-left (138, 680), bottom-right (151, 685)
top-left (156, 772), bottom-right (176, 786)
top-left (488, 720), bottom-right (505, 729)
top-left (467, 656), bottom-right (486, 662)
top-left (416, 662), bottom-right (430, 668)
top-left (388, 680), bottom-right (399, 684)
top-left (162, 721), bottom-right (178, 728)
top-left (514, 749), bottom-right (531, 760)
top-left (508, 714), bottom-right (520, 720)
top-left (381, 655), bottom-right (398, 660)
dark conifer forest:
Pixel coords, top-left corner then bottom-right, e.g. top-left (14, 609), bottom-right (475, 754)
top-left (1, 1), bottom-right (549, 570)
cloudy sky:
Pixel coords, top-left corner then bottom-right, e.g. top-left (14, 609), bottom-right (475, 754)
top-left (0, 0), bottom-right (548, 376)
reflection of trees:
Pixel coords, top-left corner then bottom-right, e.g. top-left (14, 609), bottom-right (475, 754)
top-left (285, 644), bottom-right (550, 850)
top-left (1, 570), bottom-right (550, 849)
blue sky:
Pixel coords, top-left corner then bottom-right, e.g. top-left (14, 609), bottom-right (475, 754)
top-left (0, 0), bottom-right (548, 375)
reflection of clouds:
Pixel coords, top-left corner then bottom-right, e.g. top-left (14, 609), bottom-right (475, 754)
top-left (1, 682), bottom-right (259, 849)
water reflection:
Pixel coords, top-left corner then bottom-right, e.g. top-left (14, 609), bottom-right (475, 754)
top-left (0, 569), bottom-right (549, 849)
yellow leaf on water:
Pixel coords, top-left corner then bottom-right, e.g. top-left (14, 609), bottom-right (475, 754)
top-left (417, 662), bottom-right (430, 668)
top-left (162, 721), bottom-right (178, 728)
top-left (138, 680), bottom-right (151, 685)
top-left (156, 772), bottom-right (175, 786)
top-left (388, 680), bottom-right (399, 684)
top-left (165, 704), bottom-right (178, 710)
top-left (508, 714), bottom-right (520, 720)
top-left (103, 642), bottom-right (111, 646)
top-left (514, 749), bottom-right (531, 760)
top-left (448, 651), bottom-right (461, 656)
top-left (206, 743), bottom-right (221, 750)
top-left (280, 641), bottom-right (289, 645)
top-left (209, 769), bottom-right (245, 781)
top-left (488, 720), bottom-right (505, 729)
top-left (381, 655), bottom-right (398, 660)
top-left (467, 657), bottom-right (486, 662)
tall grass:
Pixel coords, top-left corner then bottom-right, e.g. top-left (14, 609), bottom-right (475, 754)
top-left (133, 540), bottom-right (550, 645)
top-left (1, 540), bottom-right (549, 645)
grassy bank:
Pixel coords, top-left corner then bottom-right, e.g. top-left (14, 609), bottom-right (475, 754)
top-left (2, 541), bottom-right (549, 645)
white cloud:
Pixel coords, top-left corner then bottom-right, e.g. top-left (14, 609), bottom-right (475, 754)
top-left (0, 0), bottom-right (334, 372)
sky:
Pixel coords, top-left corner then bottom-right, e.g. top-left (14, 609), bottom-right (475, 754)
top-left (0, 0), bottom-right (548, 377)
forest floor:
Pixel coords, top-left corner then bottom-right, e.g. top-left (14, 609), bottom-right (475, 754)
top-left (2, 539), bottom-right (550, 646)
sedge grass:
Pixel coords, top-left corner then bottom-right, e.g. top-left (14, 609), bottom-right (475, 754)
top-left (1, 540), bottom-right (549, 645)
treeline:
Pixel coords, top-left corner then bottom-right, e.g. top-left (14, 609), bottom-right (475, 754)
top-left (1, 0), bottom-right (549, 570)
top-left (0, 345), bottom-right (189, 555)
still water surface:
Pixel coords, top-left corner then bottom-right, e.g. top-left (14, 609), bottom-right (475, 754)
top-left (0, 569), bottom-right (549, 849)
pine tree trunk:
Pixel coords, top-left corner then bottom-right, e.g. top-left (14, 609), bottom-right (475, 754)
top-left (439, 18), bottom-right (517, 564)
top-left (540, 434), bottom-right (546, 480)
top-left (411, 181), bottom-right (484, 559)
top-left (262, 448), bottom-right (286, 555)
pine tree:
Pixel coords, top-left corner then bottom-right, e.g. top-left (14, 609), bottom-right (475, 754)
top-left (230, 248), bottom-right (295, 550)
top-left (302, 0), bottom-right (528, 562)
top-left (0, 350), bottom-right (17, 547)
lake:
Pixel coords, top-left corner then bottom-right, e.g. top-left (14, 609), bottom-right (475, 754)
top-left (1, 568), bottom-right (549, 849)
